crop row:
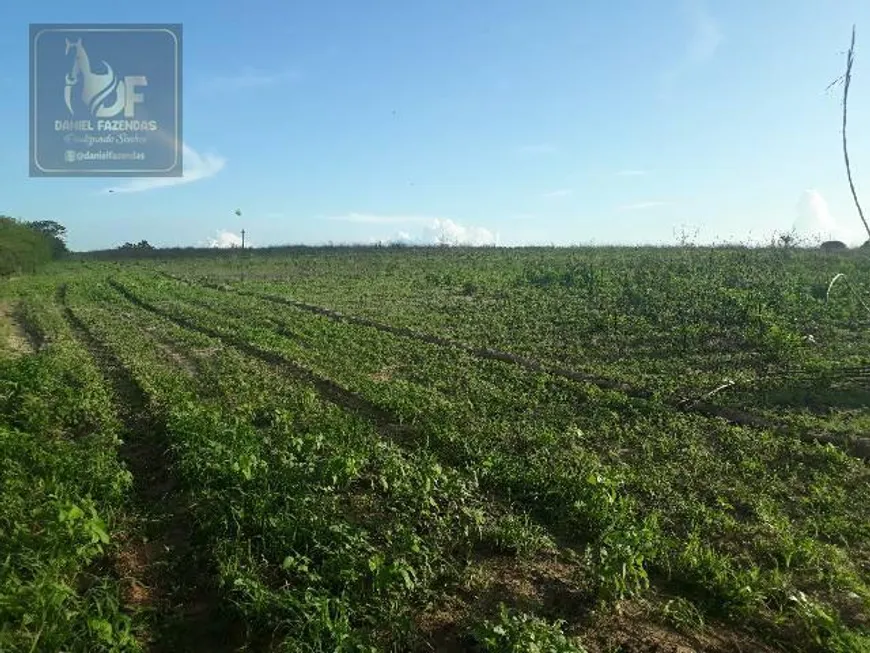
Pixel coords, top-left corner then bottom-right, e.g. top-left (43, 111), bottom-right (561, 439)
top-left (62, 277), bottom-right (592, 651)
top-left (164, 255), bottom-right (870, 446)
top-left (162, 248), bottom-right (870, 403)
top-left (0, 280), bottom-right (138, 651)
top-left (166, 271), bottom-right (869, 460)
top-left (110, 271), bottom-right (870, 651)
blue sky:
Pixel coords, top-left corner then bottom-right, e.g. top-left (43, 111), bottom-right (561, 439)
top-left (3, 1), bottom-right (870, 250)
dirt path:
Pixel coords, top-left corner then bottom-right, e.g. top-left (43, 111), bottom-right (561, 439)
top-left (0, 302), bottom-right (34, 356)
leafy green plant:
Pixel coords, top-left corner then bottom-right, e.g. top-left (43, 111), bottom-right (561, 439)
top-left (4, 246), bottom-right (870, 651)
top-left (471, 604), bottom-right (587, 653)
top-left (659, 596), bottom-right (705, 633)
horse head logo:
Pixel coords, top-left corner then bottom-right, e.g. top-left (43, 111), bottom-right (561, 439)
top-left (63, 37), bottom-right (126, 116)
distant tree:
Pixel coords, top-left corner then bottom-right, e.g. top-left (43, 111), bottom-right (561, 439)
top-left (27, 220), bottom-right (67, 241)
top-left (118, 240), bottom-right (154, 250)
top-left (820, 240), bottom-right (848, 251)
top-left (24, 219), bottom-right (68, 257)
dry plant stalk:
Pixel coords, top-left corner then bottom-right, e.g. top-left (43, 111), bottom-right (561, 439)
top-left (824, 28), bottom-right (870, 319)
top-left (832, 26), bottom-right (870, 242)
top-left (826, 272), bottom-right (870, 316)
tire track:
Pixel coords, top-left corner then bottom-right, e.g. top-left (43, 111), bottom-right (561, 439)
top-left (110, 278), bottom-right (406, 438)
top-left (57, 283), bottom-right (239, 653)
top-left (160, 273), bottom-right (870, 461)
top-left (111, 278), bottom-right (546, 506)
top-left (108, 278), bottom-right (622, 557)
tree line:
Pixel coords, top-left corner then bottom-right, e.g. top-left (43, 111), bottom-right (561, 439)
top-left (0, 217), bottom-right (68, 276)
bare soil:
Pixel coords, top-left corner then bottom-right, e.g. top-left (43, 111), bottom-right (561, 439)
top-left (0, 302), bottom-right (33, 356)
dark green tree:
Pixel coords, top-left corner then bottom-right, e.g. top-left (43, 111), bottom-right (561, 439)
top-left (25, 220), bottom-right (68, 257)
top-left (26, 220), bottom-right (67, 241)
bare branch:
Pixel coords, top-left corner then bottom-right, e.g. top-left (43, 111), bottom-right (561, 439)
top-left (840, 25), bottom-right (870, 242)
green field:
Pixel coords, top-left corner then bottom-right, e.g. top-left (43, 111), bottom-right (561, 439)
top-left (1, 246), bottom-right (869, 652)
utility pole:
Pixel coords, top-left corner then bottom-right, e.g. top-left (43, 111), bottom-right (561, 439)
top-left (241, 229), bottom-right (246, 250)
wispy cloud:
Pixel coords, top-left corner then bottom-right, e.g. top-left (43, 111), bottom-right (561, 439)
top-left (325, 213), bottom-right (430, 224)
top-left (542, 189), bottom-right (572, 199)
top-left (617, 169), bottom-right (648, 177)
top-left (517, 143), bottom-right (557, 155)
top-left (101, 143), bottom-right (225, 194)
top-left (684, 0), bottom-right (723, 64)
top-left (197, 66), bottom-right (301, 93)
top-left (661, 0), bottom-right (723, 95)
top-left (617, 200), bottom-right (670, 211)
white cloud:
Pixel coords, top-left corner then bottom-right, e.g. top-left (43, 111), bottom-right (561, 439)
top-left (426, 218), bottom-right (497, 246)
top-left (102, 143), bottom-right (225, 194)
top-left (617, 200), bottom-right (670, 211)
top-left (197, 67), bottom-right (301, 92)
top-left (206, 230), bottom-right (247, 248)
top-left (793, 189), bottom-right (865, 246)
top-left (378, 218), bottom-right (498, 246)
top-left (542, 189), bottom-right (572, 198)
top-left (327, 213), bottom-right (498, 246)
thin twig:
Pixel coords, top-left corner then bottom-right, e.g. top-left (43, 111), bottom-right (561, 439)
top-left (677, 379), bottom-right (736, 408)
top-left (699, 380), bottom-right (735, 403)
top-left (840, 25), bottom-right (870, 242)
